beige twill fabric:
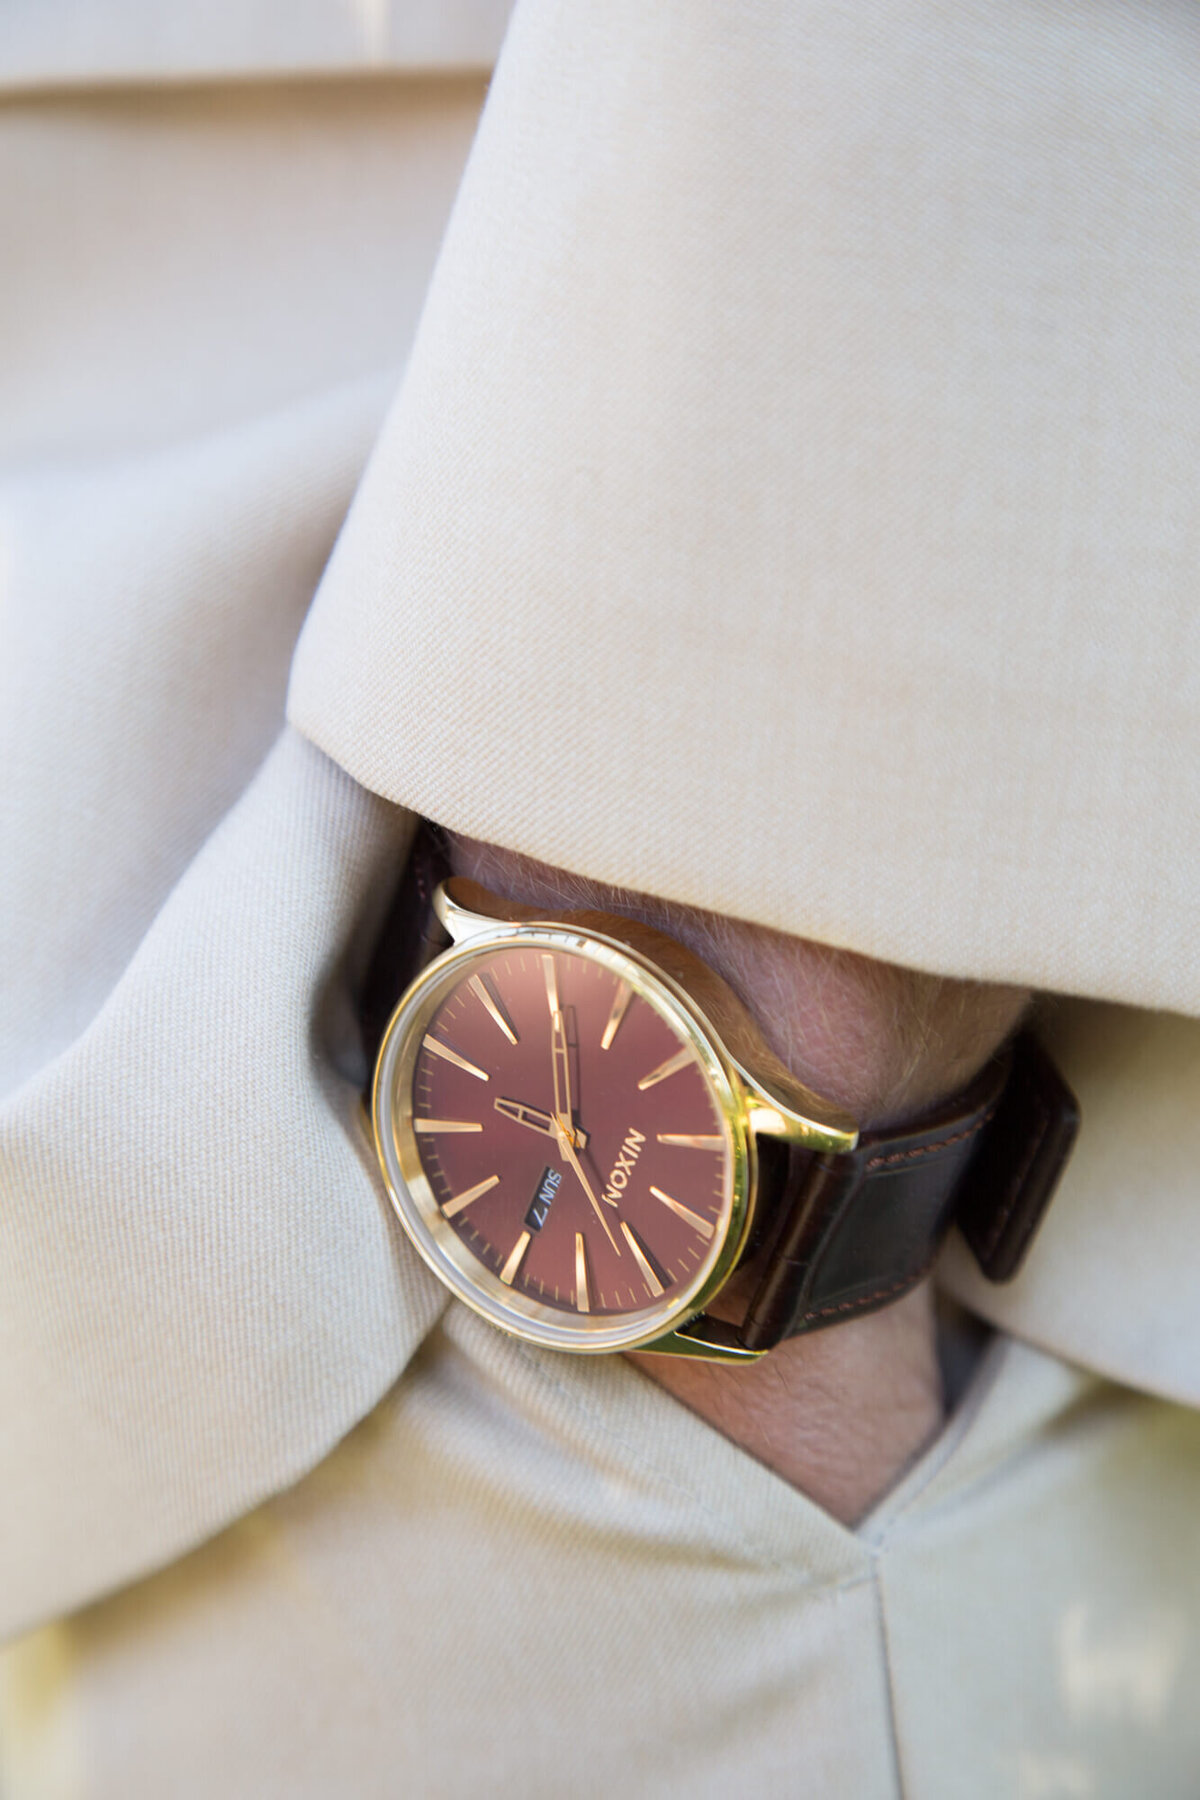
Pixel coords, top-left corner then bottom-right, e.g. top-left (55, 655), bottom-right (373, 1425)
top-left (0, 49), bottom-right (483, 1631)
top-left (4, 1315), bottom-right (1200, 1798)
top-left (291, 0), bottom-right (1200, 1019)
top-left (2, 2), bottom-right (1200, 1794)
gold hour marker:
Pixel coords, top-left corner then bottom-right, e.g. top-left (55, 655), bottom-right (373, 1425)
top-left (620, 1222), bottom-right (664, 1297)
top-left (468, 973), bottom-right (518, 1045)
top-left (499, 1230), bottom-right (532, 1286)
top-left (575, 1232), bottom-right (590, 1313)
top-left (414, 1119), bottom-right (483, 1134)
top-left (649, 1185), bottom-right (716, 1240)
top-left (601, 980), bottom-right (632, 1050)
top-left (657, 1133), bottom-right (724, 1151)
top-left (442, 1174), bottom-right (500, 1219)
top-left (422, 1035), bottom-right (489, 1082)
top-left (637, 1047), bottom-right (693, 1091)
top-left (542, 954), bottom-right (560, 1017)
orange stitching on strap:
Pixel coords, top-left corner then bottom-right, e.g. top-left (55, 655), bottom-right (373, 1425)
top-left (864, 1103), bottom-right (997, 1171)
top-left (800, 1253), bottom-right (939, 1324)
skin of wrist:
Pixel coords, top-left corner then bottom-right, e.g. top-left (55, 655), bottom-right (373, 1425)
top-left (447, 834), bottom-right (1030, 1523)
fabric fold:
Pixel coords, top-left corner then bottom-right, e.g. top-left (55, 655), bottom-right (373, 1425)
top-left (0, 731), bottom-right (444, 1640)
top-left (289, 0), bottom-right (1200, 1019)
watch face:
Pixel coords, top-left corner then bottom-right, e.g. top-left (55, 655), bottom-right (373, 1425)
top-left (373, 924), bottom-right (751, 1353)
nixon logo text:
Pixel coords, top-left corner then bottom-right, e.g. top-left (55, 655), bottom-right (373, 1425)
top-left (603, 1128), bottom-right (646, 1207)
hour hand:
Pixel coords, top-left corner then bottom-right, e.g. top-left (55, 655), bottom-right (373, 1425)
top-left (495, 1097), bottom-right (588, 1150)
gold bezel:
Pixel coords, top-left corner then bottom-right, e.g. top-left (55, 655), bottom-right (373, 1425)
top-left (371, 920), bottom-right (757, 1354)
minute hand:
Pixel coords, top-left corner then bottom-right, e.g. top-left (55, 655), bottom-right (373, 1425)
top-left (551, 1005), bottom-right (573, 1129)
top-left (543, 957), bottom-right (619, 1254)
top-left (543, 951), bottom-right (579, 1131)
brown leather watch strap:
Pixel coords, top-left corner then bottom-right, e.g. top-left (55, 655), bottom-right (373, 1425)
top-left (737, 1033), bottom-right (1079, 1350)
top-left (359, 822), bottom-right (453, 1071)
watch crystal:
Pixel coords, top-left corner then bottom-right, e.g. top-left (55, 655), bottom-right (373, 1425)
top-left (376, 930), bottom-right (742, 1348)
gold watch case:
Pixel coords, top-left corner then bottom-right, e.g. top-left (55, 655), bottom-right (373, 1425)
top-left (371, 880), bottom-right (859, 1362)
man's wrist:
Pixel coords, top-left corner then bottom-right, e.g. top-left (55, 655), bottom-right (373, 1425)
top-left (445, 832), bottom-right (1030, 1522)
top-left (447, 834), bottom-right (1030, 1129)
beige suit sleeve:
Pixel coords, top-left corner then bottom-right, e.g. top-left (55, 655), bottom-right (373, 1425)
top-left (291, 0), bottom-right (1200, 1019)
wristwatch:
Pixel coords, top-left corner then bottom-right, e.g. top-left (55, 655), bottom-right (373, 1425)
top-left (368, 863), bottom-right (1078, 1363)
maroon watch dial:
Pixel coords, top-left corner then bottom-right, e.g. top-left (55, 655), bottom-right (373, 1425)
top-left (407, 942), bottom-right (732, 1319)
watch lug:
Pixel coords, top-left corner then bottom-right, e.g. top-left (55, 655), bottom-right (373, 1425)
top-left (637, 1315), bottom-right (766, 1363)
top-left (434, 880), bottom-right (500, 944)
top-left (733, 1060), bottom-right (859, 1155)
